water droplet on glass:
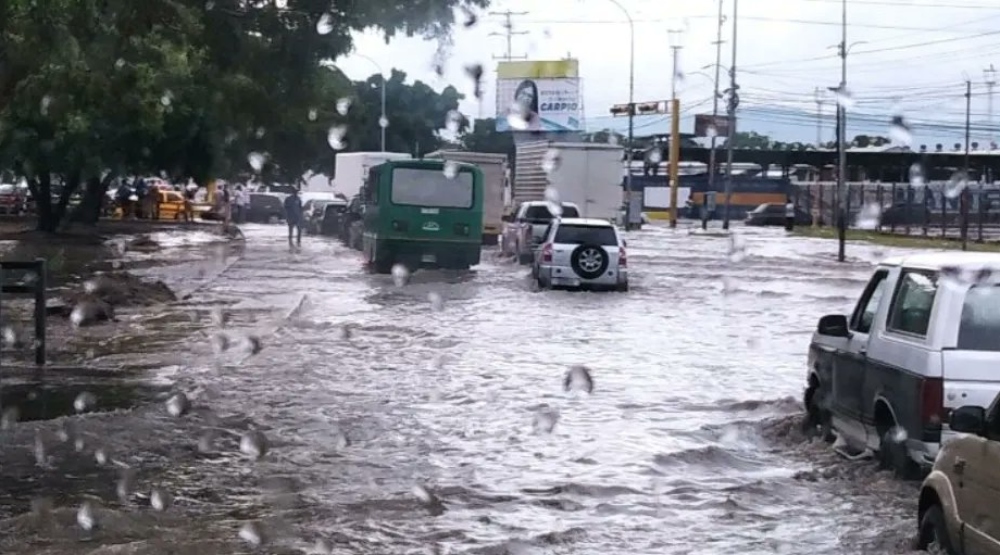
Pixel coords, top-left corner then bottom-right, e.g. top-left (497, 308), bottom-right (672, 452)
top-left (316, 13), bottom-right (334, 34)
top-left (445, 110), bottom-right (463, 133)
top-left (33, 431), bottom-right (46, 466)
top-left (160, 91), bottom-right (173, 107)
top-left (855, 203), bottom-right (882, 230)
top-left (1, 325), bottom-right (21, 349)
top-left (506, 102), bottom-right (530, 130)
top-left (197, 430), bottom-right (217, 453)
top-left (327, 126), bottom-right (347, 150)
top-left (31, 497), bottom-right (54, 520)
top-left (945, 171), bottom-right (968, 199)
top-left (166, 392), bottom-right (191, 417)
top-left (74, 437), bottom-right (86, 452)
top-left (1, 406), bottom-right (19, 429)
top-left (77, 501), bottom-right (97, 530)
top-left (314, 539), bottom-right (334, 555)
top-left (332, 428), bottom-right (350, 451)
top-left (379, 116), bottom-right (389, 129)
top-left (40, 95), bottom-right (52, 115)
top-left (564, 365), bottom-right (594, 393)
top-left (391, 264), bottom-right (410, 286)
top-left (210, 333), bottom-right (231, 354)
top-left (833, 87), bottom-right (855, 109)
top-left (443, 160), bottom-right (459, 179)
top-left (541, 149), bottom-right (561, 174)
top-left (336, 97), bottom-right (351, 115)
top-left (459, 6), bottom-right (477, 27)
top-left (95, 448), bottom-right (109, 465)
top-left (239, 430), bottom-right (269, 460)
top-left (889, 115), bottom-right (912, 146)
top-left (248, 152), bottom-right (265, 172)
top-left (210, 307), bottom-right (228, 327)
top-left (544, 187), bottom-right (562, 217)
top-left (117, 468), bottom-right (136, 503)
top-left (308, 108), bottom-right (318, 121)
top-left (726, 233), bottom-right (747, 263)
top-left (150, 488), bottom-right (173, 511)
top-left (412, 484), bottom-right (440, 506)
top-left (74, 391), bottom-right (97, 413)
top-left (532, 406), bottom-right (560, 434)
top-left (648, 149), bottom-right (663, 164)
top-left (909, 163), bottom-right (925, 187)
top-left (706, 125), bottom-right (718, 138)
top-left (255, 127), bottom-right (266, 138)
top-left (114, 58), bottom-right (126, 69)
top-left (239, 521), bottom-right (264, 547)
top-left (890, 426), bottom-right (908, 443)
top-left (428, 292), bottom-right (444, 312)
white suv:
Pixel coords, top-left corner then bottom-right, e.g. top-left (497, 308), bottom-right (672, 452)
top-left (532, 218), bottom-right (628, 291)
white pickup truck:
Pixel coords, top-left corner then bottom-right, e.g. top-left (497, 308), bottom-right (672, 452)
top-left (500, 200), bottom-right (581, 265)
top-left (803, 252), bottom-right (1000, 478)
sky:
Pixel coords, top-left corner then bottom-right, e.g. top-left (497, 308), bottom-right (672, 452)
top-left (334, 0), bottom-right (1000, 147)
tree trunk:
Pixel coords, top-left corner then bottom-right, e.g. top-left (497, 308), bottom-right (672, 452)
top-left (72, 175), bottom-right (113, 225)
top-left (31, 174), bottom-right (57, 232)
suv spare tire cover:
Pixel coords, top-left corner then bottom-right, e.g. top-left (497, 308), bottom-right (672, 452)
top-left (570, 244), bottom-right (609, 279)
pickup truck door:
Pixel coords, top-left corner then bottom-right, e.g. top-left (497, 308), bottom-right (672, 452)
top-left (833, 270), bottom-right (891, 430)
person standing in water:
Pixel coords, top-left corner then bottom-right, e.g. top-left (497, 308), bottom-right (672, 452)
top-left (284, 189), bottom-right (303, 246)
top-left (784, 196), bottom-right (796, 231)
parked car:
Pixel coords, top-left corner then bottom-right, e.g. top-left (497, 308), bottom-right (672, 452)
top-left (338, 194), bottom-right (363, 250)
top-left (0, 184), bottom-right (26, 215)
top-left (246, 193), bottom-right (286, 223)
top-left (303, 198), bottom-right (344, 234)
top-left (803, 252), bottom-right (1000, 479)
top-left (320, 201), bottom-right (348, 237)
top-left (744, 203), bottom-right (813, 226)
top-left (916, 396), bottom-right (1000, 554)
top-left (532, 218), bottom-right (628, 292)
top-left (501, 200), bottom-right (581, 265)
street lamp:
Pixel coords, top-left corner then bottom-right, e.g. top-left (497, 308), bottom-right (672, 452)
top-left (605, 0), bottom-right (636, 230)
top-left (353, 53), bottom-right (387, 152)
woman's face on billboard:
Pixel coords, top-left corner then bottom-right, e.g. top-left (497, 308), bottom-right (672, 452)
top-left (515, 86), bottom-right (535, 108)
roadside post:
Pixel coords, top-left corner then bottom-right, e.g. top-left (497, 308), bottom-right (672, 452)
top-left (668, 99), bottom-right (681, 228)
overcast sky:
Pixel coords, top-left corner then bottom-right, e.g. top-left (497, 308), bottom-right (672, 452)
top-left (334, 0), bottom-right (1000, 145)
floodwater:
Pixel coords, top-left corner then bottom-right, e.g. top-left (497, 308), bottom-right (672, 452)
top-left (0, 223), bottom-right (934, 554)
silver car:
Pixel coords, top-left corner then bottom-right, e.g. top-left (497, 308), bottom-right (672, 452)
top-left (532, 218), bottom-right (628, 291)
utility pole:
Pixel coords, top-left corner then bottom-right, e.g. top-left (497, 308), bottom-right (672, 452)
top-left (489, 11), bottom-right (528, 60)
top-left (986, 65), bottom-right (997, 149)
top-left (814, 87), bottom-right (824, 147)
top-left (722, 0), bottom-right (739, 230)
top-left (962, 79), bottom-right (972, 251)
top-left (668, 29), bottom-right (684, 100)
top-left (836, 0), bottom-right (848, 262)
top-left (704, 0), bottom-right (725, 231)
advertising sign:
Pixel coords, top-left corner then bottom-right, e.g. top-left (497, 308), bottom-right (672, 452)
top-left (495, 60), bottom-right (581, 132)
top-left (694, 114), bottom-right (733, 138)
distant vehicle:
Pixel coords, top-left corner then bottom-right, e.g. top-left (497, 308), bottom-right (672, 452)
top-left (501, 200), bottom-right (581, 265)
top-left (246, 193), bottom-right (286, 223)
top-left (333, 151), bottom-right (412, 200)
top-left (425, 150), bottom-right (507, 245)
top-left (320, 201), bottom-right (349, 237)
top-left (532, 218), bottom-right (628, 291)
top-left (744, 203), bottom-right (812, 226)
top-left (0, 184), bottom-right (26, 215)
top-left (360, 159), bottom-right (484, 273)
top-left (916, 395), bottom-right (1000, 554)
top-left (804, 252), bottom-right (1000, 479)
top-left (303, 198), bottom-right (344, 234)
top-left (339, 194), bottom-right (363, 249)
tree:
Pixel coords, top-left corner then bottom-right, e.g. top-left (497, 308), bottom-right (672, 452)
top-left (459, 118), bottom-right (515, 154)
top-left (582, 129), bottom-right (625, 145)
top-left (0, 0), bottom-right (490, 231)
top-left (851, 134), bottom-right (891, 148)
top-left (729, 131), bottom-right (771, 149)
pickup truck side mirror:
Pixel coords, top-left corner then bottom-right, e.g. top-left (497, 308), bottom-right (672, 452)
top-left (950, 406), bottom-right (987, 435)
top-left (817, 314), bottom-right (850, 337)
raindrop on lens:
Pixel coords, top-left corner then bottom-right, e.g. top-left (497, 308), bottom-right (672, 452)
top-left (239, 430), bottom-right (269, 460)
top-left (210, 307), bottom-right (228, 327)
top-left (706, 125), bottom-right (718, 138)
top-left (327, 126), bottom-right (347, 150)
top-left (459, 6), bottom-right (477, 27)
top-left (909, 163), bottom-right (925, 187)
top-left (833, 87), bottom-right (855, 109)
top-left (890, 426), bottom-right (908, 443)
top-left (165, 392), bottom-right (191, 417)
top-left (541, 149), bottom-right (561, 174)
top-left (151, 488), bottom-right (172, 511)
top-left (239, 521), bottom-right (264, 547)
top-left (336, 97), bottom-right (351, 115)
top-left (445, 110), bottom-right (463, 133)
top-left (443, 161), bottom-right (459, 179)
top-left (428, 292), bottom-right (444, 311)
top-left (308, 108), bottom-right (318, 121)
top-left (77, 502), bottom-right (97, 530)
top-left (544, 187), bottom-right (562, 216)
top-left (117, 469), bottom-right (136, 503)
top-left (889, 115), bottom-right (912, 146)
top-left (379, 116), bottom-right (389, 129)
top-left (33, 431), bottom-right (46, 466)
top-left (95, 448), bottom-right (109, 465)
top-left (160, 91), bottom-right (173, 106)
top-left (726, 233), bottom-right (747, 263)
top-left (1, 406), bottom-right (19, 429)
top-left (564, 365), bottom-right (594, 393)
top-left (532, 406), bottom-right (560, 434)
top-left (855, 203), bottom-right (882, 230)
top-left (316, 13), bottom-right (334, 35)
top-left (391, 264), bottom-right (409, 286)
top-left (506, 102), bottom-right (529, 130)
top-left (648, 149), bottom-right (663, 164)
top-left (248, 152), bottom-right (265, 172)
top-left (74, 391), bottom-right (97, 413)
top-left (412, 484), bottom-right (440, 506)
top-left (945, 171), bottom-right (968, 199)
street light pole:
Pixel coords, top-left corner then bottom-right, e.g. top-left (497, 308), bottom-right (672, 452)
top-left (354, 53), bottom-right (387, 152)
top-left (705, 0), bottom-right (724, 231)
top-left (607, 0), bottom-right (635, 230)
top-left (722, 0), bottom-right (738, 230)
top-left (836, 0), bottom-right (847, 262)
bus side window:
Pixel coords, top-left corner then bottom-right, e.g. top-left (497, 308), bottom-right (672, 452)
top-left (364, 168), bottom-right (379, 204)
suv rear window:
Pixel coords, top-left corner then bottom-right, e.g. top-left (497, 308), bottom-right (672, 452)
top-left (554, 224), bottom-right (618, 246)
top-left (958, 285), bottom-right (1000, 351)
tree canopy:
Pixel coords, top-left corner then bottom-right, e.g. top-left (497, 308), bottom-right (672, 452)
top-left (0, 0), bottom-right (488, 230)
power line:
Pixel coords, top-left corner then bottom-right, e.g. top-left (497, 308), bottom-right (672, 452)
top-left (489, 10), bottom-right (528, 60)
top-left (798, 0), bottom-right (1000, 9)
top-left (507, 16), bottom-right (995, 34)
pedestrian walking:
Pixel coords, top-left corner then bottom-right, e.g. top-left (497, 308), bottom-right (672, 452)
top-left (785, 196), bottom-right (796, 231)
top-left (237, 185), bottom-right (251, 223)
top-left (183, 184), bottom-right (196, 222)
top-left (284, 189), bottom-right (303, 247)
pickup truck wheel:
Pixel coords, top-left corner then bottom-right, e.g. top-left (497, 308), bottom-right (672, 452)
top-left (878, 426), bottom-right (921, 480)
top-left (801, 384), bottom-right (835, 443)
top-left (917, 505), bottom-right (957, 554)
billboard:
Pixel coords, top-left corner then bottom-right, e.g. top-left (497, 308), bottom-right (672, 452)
top-left (495, 60), bottom-right (581, 132)
top-left (694, 114), bottom-right (733, 138)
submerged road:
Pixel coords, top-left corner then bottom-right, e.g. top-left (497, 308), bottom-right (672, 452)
top-left (1, 223), bottom-right (930, 554)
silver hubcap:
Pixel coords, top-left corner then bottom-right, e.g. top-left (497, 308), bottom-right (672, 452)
top-left (579, 248), bottom-right (604, 273)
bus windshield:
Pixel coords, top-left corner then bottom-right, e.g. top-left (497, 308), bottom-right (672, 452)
top-left (390, 167), bottom-right (474, 208)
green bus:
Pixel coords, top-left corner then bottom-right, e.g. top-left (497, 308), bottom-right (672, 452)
top-left (360, 159), bottom-right (484, 273)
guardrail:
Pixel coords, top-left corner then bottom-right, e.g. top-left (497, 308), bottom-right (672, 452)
top-left (0, 258), bottom-right (48, 366)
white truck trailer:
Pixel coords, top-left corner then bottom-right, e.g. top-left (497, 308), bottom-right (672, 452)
top-left (424, 150), bottom-right (508, 245)
top-left (509, 141), bottom-right (624, 221)
top-left (333, 152), bottom-right (412, 200)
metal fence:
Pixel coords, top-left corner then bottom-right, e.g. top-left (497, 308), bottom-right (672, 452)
top-left (791, 182), bottom-right (1000, 242)
top-left (0, 258), bottom-right (49, 420)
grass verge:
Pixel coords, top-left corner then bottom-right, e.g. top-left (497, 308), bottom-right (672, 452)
top-left (792, 226), bottom-right (1000, 252)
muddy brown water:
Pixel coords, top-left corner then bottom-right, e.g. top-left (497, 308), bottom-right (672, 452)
top-left (0, 223), bottom-right (940, 554)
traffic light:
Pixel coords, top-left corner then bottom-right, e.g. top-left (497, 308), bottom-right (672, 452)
top-left (635, 102), bottom-right (663, 115)
top-left (610, 104), bottom-right (633, 117)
